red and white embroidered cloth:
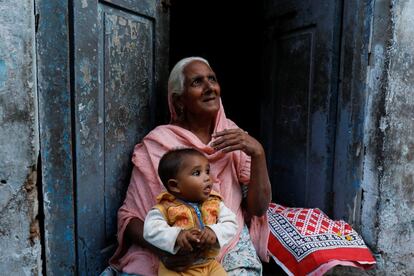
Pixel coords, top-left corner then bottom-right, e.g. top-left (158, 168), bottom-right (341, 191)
top-left (267, 203), bottom-right (376, 276)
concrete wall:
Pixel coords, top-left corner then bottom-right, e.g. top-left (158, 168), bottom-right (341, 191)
top-left (360, 0), bottom-right (414, 274)
top-left (0, 0), bottom-right (41, 274)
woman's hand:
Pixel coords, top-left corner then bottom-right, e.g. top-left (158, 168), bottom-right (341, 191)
top-left (175, 228), bottom-right (201, 252)
top-left (211, 128), bottom-right (264, 157)
top-left (211, 128), bottom-right (271, 216)
top-left (198, 227), bottom-right (217, 248)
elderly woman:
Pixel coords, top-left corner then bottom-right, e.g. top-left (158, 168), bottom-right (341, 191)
top-left (108, 57), bottom-right (272, 275)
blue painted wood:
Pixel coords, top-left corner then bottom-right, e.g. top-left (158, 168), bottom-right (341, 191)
top-left (36, 0), bottom-right (76, 274)
top-left (332, 0), bottom-right (372, 220)
top-left (73, 0), bottom-right (167, 274)
top-left (73, 0), bottom-right (104, 273)
top-left (102, 0), bottom-right (155, 17)
top-left (101, 6), bottom-right (154, 240)
top-left (262, 0), bottom-right (343, 213)
top-left (37, 0), bottom-right (167, 272)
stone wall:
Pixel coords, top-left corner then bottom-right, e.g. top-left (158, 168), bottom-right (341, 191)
top-left (374, 0), bottom-right (414, 273)
top-left (0, 0), bottom-right (41, 274)
top-left (360, 0), bottom-right (414, 274)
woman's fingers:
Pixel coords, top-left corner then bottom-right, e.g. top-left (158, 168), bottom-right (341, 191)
top-left (213, 128), bottom-right (241, 137)
top-left (212, 129), bottom-right (251, 152)
top-left (211, 128), bottom-right (263, 156)
top-left (180, 237), bottom-right (194, 251)
top-left (176, 231), bottom-right (195, 251)
top-left (211, 129), bottom-right (246, 147)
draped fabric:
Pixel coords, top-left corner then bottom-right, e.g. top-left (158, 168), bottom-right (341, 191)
top-left (267, 203), bottom-right (376, 276)
top-left (109, 100), bottom-right (269, 276)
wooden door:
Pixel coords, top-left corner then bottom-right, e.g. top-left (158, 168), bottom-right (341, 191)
top-left (73, 1), bottom-right (168, 274)
top-left (38, 0), bottom-right (168, 274)
top-left (262, 0), bottom-right (343, 213)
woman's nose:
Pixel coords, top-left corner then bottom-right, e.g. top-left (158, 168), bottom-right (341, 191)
top-left (204, 81), bottom-right (215, 92)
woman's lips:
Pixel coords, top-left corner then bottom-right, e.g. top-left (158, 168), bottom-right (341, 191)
top-left (202, 97), bottom-right (216, 102)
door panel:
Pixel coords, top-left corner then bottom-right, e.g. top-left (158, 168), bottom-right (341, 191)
top-left (271, 30), bottom-right (313, 206)
top-left (73, 1), bottom-right (167, 274)
top-left (102, 0), bottom-right (155, 16)
top-left (102, 5), bottom-right (153, 242)
top-left (263, 0), bottom-right (342, 213)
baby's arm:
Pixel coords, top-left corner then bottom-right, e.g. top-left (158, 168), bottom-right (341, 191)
top-left (201, 202), bottom-right (238, 248)
top-left (143, 209), bottom-right (201, 254)
top-left (143, 208), bottom-right (182, 254)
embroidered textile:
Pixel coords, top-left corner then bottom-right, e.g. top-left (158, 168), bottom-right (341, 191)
top-left (267, 203), bottom-right (376, 276)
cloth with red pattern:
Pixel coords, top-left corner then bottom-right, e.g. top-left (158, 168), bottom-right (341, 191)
top-left (267, 203), bottom-right (376, 276)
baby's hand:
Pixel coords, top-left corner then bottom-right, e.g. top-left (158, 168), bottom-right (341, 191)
top-left (176, 228), bottom-right (201, 252)
top-left (199, 227), bottom-right (217, 248)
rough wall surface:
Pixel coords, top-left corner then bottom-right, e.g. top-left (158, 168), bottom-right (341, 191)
top-left (374, 0), bottom-right (414, 273)
top-left (0, 0), bottom-right (41, 274)
top-left (360, 0), bottom-right (414, 275)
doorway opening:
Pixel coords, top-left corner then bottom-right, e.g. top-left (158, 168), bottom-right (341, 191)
top-left (169, 0), bottom-right (264, 138)
top-left (170, 0), bottom-right (370, 222)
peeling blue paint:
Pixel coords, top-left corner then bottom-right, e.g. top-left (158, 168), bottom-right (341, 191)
top-left (0, 60), bottom-right (7, 88)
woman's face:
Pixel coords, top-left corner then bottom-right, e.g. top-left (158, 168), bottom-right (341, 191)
top-left (180, 60), bottom-right (221, 119)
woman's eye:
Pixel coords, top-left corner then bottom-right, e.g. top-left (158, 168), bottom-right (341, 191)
top-left (192, 170), bottom-right (200, 176)
top-left (192, 79), bottom-right (201, 86)
top-left (208, 76), bottom-right (217, 82)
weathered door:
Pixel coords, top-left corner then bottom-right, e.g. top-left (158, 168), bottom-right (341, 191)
top-left (73, 1), bottom-right (168, 274)
top-left (38, 0), bottom-right (168, 274)
top-left (262, 0), bottom-right (343, 213)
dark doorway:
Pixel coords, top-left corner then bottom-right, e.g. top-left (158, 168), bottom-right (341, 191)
top-left (170, 0), bottom-right (344, 213)
top-left (169, 2), bottom-right (286, 274)
top-left (261, 0), bottom-right (344, 214)
top-left (169, 0), bottom-right (369, 274)
top-left (169, 0), bottom-right (264, 138)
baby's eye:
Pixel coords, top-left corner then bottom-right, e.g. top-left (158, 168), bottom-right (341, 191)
top-left (206, 168), bottom-right (210, 175)
top-left (192, 170), bottom-right (201, 176)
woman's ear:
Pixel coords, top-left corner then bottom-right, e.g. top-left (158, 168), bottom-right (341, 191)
top-left (172, 93), bottom-right (184, 117)
top-left (167, 179), bottom-right (181, 194)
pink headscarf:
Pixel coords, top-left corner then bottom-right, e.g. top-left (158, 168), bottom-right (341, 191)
top-left (109, 59), bottom-right (269, 275)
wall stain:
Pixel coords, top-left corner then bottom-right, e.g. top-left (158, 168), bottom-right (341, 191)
top-left (0, 60), bottom-right (6, 89)
top-left (23, 166), bottom-right (39, 246)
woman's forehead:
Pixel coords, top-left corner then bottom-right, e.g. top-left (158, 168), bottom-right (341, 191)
top-left (183, 60), bottom-right (213, 76)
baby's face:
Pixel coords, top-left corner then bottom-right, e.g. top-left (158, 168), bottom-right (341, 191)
top-left (175, 154), bottom-right (212, 203)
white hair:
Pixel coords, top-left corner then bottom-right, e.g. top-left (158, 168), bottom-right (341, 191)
top-left (168, 57), bottom-right (210, 96)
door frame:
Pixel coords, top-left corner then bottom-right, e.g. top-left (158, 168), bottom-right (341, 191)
top-left (331, 0), bottom-right (373, 222)
top-left (36, 0), bottom-right (76, 274)
top-left (36, 0), bottom-right (169, 274)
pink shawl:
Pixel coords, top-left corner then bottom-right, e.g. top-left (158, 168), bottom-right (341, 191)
top-left (110, 100), bottom-right (269, 275)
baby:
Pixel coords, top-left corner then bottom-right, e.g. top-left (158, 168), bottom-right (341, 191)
top-left (143, 148), bottom-right (238, 276)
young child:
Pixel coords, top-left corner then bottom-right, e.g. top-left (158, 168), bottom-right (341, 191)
top-left (143, 148), bottom-right (238, 276)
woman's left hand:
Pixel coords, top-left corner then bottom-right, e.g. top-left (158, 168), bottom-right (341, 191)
top-left (211, 128), bottom-right (264, 157)
top-left (212, 128), bottom-right (272, 216)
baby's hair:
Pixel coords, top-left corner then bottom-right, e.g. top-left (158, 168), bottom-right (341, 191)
top-left (158, 148), bottom-right (206, 189)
